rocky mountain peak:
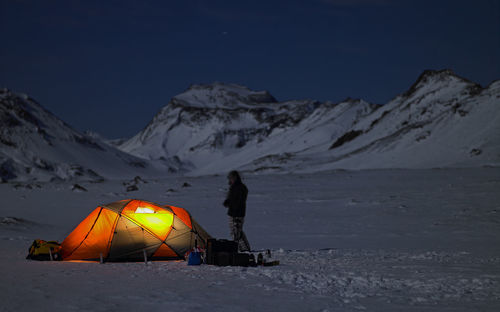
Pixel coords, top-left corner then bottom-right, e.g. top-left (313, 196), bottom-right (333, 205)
top-left (402, 69), bottom-right (481, 99)
top-left (0, 90), bottom-right (158, 182)
top-left (172, 82), bottom-right (278, 109)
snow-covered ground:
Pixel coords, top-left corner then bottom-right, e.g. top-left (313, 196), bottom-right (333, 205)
top-left (1, 168), bottom-right (499, 311)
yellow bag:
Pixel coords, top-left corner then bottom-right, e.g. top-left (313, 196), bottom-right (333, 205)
top-left (26, 239), bottom-right (62, 261)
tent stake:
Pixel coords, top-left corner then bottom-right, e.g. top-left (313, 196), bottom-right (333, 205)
top-left (143, 249), bottom-right (147, 265)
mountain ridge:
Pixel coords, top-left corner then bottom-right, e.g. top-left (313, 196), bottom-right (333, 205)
top-left (0, 88), bottom-right (172, 182)
top-left (118, 69), bottom-right (500, 174)
top-left (2, 69), bottom-right (499, 181)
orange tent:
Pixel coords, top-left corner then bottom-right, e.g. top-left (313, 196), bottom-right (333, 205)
top-left (61, 199), bottom-right (211, 262)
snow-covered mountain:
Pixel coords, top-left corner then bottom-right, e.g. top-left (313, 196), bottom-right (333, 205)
top-left (0, 89), bottom-right (168, 182)
top-left (284, 69), bottom-right (500, 172)
top-left (3, 69), bottom-right (497, 181)
top-left (119, 70), bottom-right (500, 175)
top-left (119, 83), bottom-right (379, 174)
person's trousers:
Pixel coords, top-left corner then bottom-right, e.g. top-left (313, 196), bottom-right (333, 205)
top-left (228, 216), bottom-right (251, 252)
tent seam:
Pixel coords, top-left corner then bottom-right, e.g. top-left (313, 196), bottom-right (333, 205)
top-left (118, 213), bottom-right (166, 246)
top-left (103, 209), bottom-right (121, 261)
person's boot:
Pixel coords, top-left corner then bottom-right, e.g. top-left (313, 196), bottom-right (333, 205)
top-left (257, 253), bottom-right (263, 265)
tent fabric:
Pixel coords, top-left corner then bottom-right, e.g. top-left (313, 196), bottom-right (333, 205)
top-left (61, 199), bottom-right (211, 262)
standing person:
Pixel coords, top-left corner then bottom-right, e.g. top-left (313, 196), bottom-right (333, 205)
top-left (223, 170), bottom-right (251, 252)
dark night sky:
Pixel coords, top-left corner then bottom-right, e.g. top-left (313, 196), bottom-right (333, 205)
top-left (1, 0), bottom-right (499, 139)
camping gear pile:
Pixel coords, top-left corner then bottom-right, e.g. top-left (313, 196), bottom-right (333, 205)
top-left (26, 239), bottom-right (62, 261)
top-left (206, 238), bottom-right (250, 266)
top-left (204, 238), bottom-right (279, 267)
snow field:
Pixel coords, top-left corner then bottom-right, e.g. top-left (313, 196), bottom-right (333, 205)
top-left (1, 168), bottom-right (499, 311)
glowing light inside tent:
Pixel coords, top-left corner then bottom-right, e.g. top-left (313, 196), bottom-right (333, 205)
top-left (135, 207), bottom-right (155, 214)
top-left (132, 213), bottom-right (174, 240)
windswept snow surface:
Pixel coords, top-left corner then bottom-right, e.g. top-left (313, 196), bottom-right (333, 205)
top-left (1, 169), bottom-right (499, 311)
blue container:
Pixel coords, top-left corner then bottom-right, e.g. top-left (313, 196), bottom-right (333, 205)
top-left (187, 251), bottom-right (202, 265)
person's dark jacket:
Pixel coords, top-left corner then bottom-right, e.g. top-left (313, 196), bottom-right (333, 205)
top-left (223, 180), bottom-right (248, 217)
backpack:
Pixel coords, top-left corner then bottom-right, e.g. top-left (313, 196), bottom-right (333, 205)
top-left (26, 239), bottom-right (62, 261)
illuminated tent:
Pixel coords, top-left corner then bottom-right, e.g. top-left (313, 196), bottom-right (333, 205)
top-left (61, 199), bottom-right (211, 262)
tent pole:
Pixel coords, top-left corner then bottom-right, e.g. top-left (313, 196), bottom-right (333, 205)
top-left (143, 249), bottom-right (147, 264)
